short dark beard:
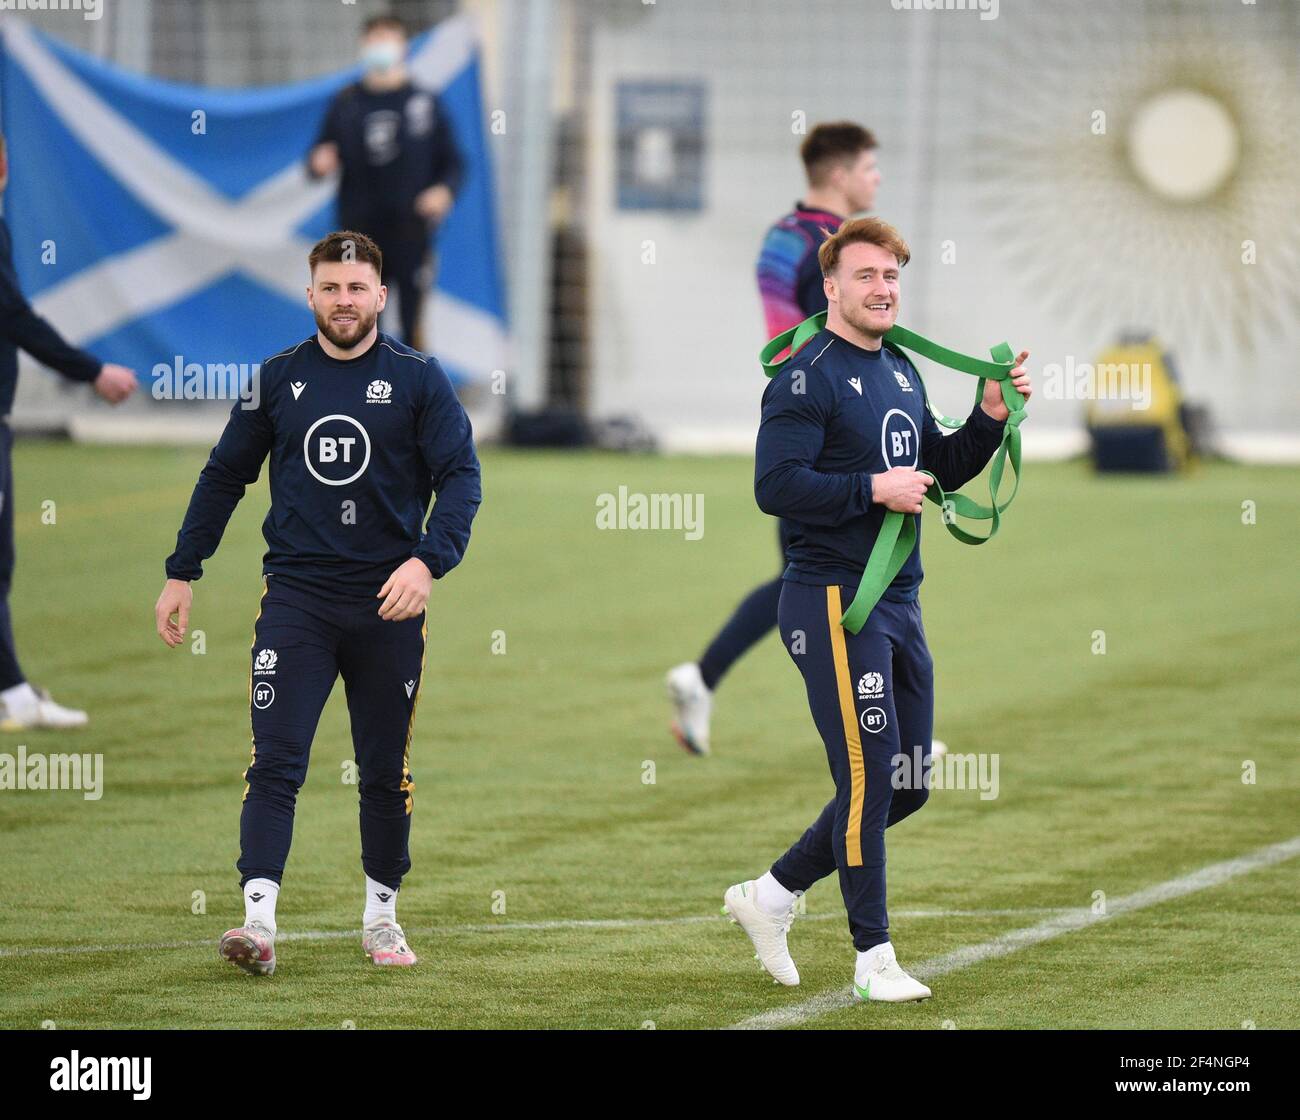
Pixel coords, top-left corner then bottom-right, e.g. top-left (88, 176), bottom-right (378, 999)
top-left (315, 305), bottom-right (378, 351)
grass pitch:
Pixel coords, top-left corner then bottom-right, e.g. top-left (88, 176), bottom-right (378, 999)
top-left (1, 441), bottom-right (1297, 1029)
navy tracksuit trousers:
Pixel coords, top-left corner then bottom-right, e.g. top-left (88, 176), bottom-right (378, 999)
top-left (0, 422), bottom-right (24, 691)
top-left (769, 581), bottom-right (935, 951)
top-left (239, 574), bottom-right (426, 892)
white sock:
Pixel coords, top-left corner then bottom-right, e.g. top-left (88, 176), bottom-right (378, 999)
top-left (243, 878), bottom-right (279, 933)
top-left (858, 941), bottom-right (892, 969)
top-left (363, 876), bottom-right (398, 928)
top-left (755, 871), bottom-right (797, 916)
top-left (1, 682), bottom-right (38, 720)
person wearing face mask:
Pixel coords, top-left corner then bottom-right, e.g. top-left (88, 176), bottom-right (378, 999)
top-left (308, 14), bottom-right (464, 353)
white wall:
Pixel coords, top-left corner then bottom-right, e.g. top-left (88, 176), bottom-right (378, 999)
top-left (582, 0), bottom-right (1300, 455)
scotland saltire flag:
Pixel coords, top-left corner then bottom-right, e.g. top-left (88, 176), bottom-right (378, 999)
top-left (0, 16), bottom-right (506, 388)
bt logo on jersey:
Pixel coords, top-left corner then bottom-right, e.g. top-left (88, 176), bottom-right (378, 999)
top-left (881, 408), bottom-right (919, 468)
top-left (319, 437), bottom-right (358, 462)
top-left (304, 414), bottom-right (372, 486)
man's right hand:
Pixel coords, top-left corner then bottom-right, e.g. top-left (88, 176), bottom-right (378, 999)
top-left (155, 579), bottom-right (193, 647)
top-left (308, 142), bottom-right (340, 178)
top-left (870, 467), bottom-right (934, 513)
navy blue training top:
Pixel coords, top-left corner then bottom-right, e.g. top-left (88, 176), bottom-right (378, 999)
top-left (754, 327), bottom-right (1007, 599)
top-left (0, 216), bottom-right (101, 416)
top-left (314, 82), bottom-right (464, 225)
top-left (165, 332), bottom-right (481, 596)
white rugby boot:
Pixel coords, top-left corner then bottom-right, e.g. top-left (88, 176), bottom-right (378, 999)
top-left (219, 919), bottom-right (276, 976)
top-left (853, 941), bottom-right (931, 1002)
top-left (0, 685), bottom-right (89, 731)
top-left (363, 920), bottom-right (418, 966)
top-left (666, 662), bottom-right (712, 756)
top-left (723, 880), bottom-right (799, 986)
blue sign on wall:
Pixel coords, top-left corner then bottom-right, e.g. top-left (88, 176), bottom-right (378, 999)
top-left (616, 80), bottom-right (706, 212)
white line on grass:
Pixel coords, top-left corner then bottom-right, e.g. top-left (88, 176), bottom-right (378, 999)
top-left (726, 834), bottom-right (1300, 1030)
top-left (0, 907), bottom-right (1072, 960)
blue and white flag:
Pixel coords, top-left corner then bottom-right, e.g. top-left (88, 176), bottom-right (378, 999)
top-left (0, 16), bottom-right (506, 389)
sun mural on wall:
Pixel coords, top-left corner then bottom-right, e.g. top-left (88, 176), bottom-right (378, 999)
top-left (973, 13), bottom-right (1298, 356)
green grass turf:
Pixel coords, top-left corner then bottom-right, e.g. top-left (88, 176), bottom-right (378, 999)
top-left (0, 441), bottom-right (1296, 1029)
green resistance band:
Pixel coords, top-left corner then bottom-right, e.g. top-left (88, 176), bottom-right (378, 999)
top-left (759, 310), bottom-right (1027, 634)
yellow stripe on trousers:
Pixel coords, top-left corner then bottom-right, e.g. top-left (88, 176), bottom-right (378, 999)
top-left (826, 586), bottom-right (865, 867)
top-left (399, 614), bottom-right (428, 815)
top-left (242, 578), bottom-right (269, 804)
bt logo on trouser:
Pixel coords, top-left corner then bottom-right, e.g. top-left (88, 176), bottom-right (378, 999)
top-left (860, 706), bottom-right (888, 734)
